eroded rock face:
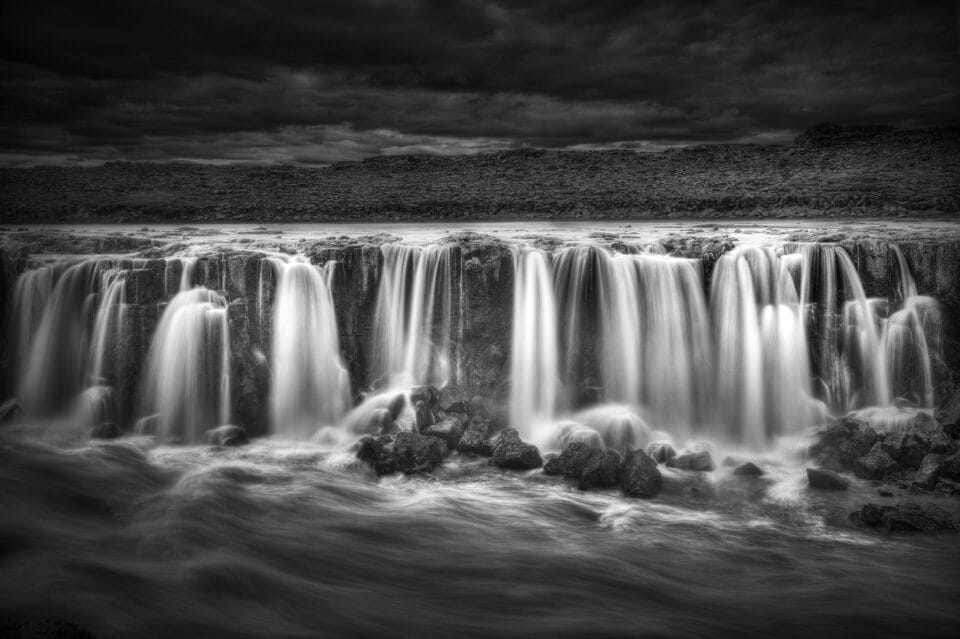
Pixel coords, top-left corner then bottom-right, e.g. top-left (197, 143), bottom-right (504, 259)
top-left (491, 428), bottom-right (542, 470)
top-left (0, 398), bottom-right (21, 424)
top-left (620, 449), bottom-right (662, 497)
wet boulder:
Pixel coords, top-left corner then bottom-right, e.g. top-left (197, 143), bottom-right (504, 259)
top-left (0, 398), bottom-right (21, 424)
top-left (666, 451), bottom-right (716, 472)
top-left (913, 454), bottom-right (943, 491)
top-left (879, 432), bottom-right (906, 461)
top-left (456, 417), bottom-right (492, 456)
top-left (91, 422), bottom-right (122, 439)
top-left (620, 449), bottom-right (662, 497)
top-left (810, 415), bottom-right (869, 457)
top-left (491, 428), bottom-right (543, 470)
top-left (899, 423), bottom-right (954, 469)
top-left (204, 425), bottom-right (249, 447)
top-left (543, 442), bottom-right (595, 477)
top-left (578, 450), bottom-right (622, 490)
top-left (852, 444), bottom-right (898, 480)
top-left (357, 431), bottom-right (448, 476)
top-left (807, 468), bottom-right (849, 490)
top-left (852, 501), bottom-right (956, 532)
top-left (646, 441), bottom-right (678, 464)
top-left (421, 414), bottom-right (466, 449)
top-left (733, 462), bottom-right (764, 477)
top-left (837, 427), bottom-right (880, 467)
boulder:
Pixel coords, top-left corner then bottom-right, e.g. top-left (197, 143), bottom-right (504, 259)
top-left (941, 451), bottom-right (960, 481)
top-left (577, 450), bottom-right (621, 490)
top-left (91, 422), bottom-right (122, 440)
top-left (837, 428), bottom-right (880, 466)
top-left (810, 415), bottom-right (869, 457)
top-left (852, 444), bottom-right (899, 480)
top-left (666, 451), bottom-right (715, 472)
top-left (456, 417), bottom-right (492, 456)
top-left (807, 468), bottom-right (849, 490)
top-left (421, 415), bottom-right (466, 449)
top-left (491, 428), bottom-right (543, 470)
top-left (879, 432), bottom-right (906, 460)
top-left (620, 449), bottom-right (662, 497)
top-left (913, 454), bottom-right (942, 491)
top-left (935, 479), bottom-right (960, 497)
top-left (204, 425), bottom-right (249, 447)
top-left (733, 462), bottom-right (764, 477)
top-left (543, 442), bottom-right (596, 477)
top-left (0, 398), bottom-right (21, 424)
top-left (356, 431), bottom-right (448, 476)
top-left (646, 441), bottom-right (678, 464)
top-left (900, 425), bottom-right (953, 469)
top-left (853, 502), bottom-right (956, 532)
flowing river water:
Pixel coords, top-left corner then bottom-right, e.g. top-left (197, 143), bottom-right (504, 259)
top-left (1, 221), bottom-right (959, 637)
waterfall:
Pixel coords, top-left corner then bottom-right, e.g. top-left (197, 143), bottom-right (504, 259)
top-left (374, 244), bottom-right (456, 389)
top-left (510, 248), bottom-right (560, 437)
top-left (138, 287), bottom-right (230, 443)
top-left (19, 260), bottom-right (100, 416)
top-left (88, 266), bottom-right (127, 385)
top-left (270, 257), bottom-right (350, 439)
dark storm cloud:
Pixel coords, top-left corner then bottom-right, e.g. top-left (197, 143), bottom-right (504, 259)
top-left (0, 0), bottom-right (957, 164)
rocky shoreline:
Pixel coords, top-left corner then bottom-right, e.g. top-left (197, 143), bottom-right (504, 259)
top-left (2, 124), bottom-right (958, 223)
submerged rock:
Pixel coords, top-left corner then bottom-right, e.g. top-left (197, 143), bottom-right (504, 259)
top-left (91, 422), bottom-right (122, 439)
top-left (852, 501), bottom-right (956, 532)
top-left (456, 417), bottom-right (492, 456)
top-left (646, 441), bottom-right (677, 464)
top-left (666, 451), bottom-right (715, 472)
top-left (204, 425), bottom-right (249, 447)
top-left (852, 444), bottom-right (898, 480)
top-left (620, 449), bottom-right (662, 497)
top-left (491, 428), bottom-right (543, 470)
top-left (421, 415), bottom-right (466, 449)
top-left (0, 398), bottom-right (21, 424)
top-left (577, 450), bottom-right (621, 490)
top-left (807, 468), bottom-right (849, 490)
top-left (733, 462), bottom-right (764, 477)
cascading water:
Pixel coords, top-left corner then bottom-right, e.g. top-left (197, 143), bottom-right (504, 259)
top-left (2, 234), bottom-right (943, 449)
top-left (374, 244), bottom-right (456, 389)
top-left (510, 248), bottom-right (560, 437)
top-left (270, 257), bottom-right (350, 439)
top-left (138, 287), bottom-right (231, 443)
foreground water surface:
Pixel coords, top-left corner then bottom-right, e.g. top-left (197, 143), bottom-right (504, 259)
top-left (1, 435), bottom-right (958, 639)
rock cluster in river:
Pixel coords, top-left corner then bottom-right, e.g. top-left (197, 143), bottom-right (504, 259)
top-left (808, 412), bottom-right (960, 496)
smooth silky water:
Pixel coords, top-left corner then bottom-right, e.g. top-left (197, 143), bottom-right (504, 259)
top-left (2, 221), bottom-right (959, 637)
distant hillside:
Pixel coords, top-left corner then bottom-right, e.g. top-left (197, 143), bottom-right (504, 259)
top-left (1, 125), bottom-right (958, 223)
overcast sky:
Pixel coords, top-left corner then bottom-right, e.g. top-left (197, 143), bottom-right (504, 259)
top-left (1, 0), bottom-right (957, 165)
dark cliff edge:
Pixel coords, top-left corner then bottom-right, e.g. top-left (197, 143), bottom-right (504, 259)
top-left (1, 124), bottom-right (958, 223)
